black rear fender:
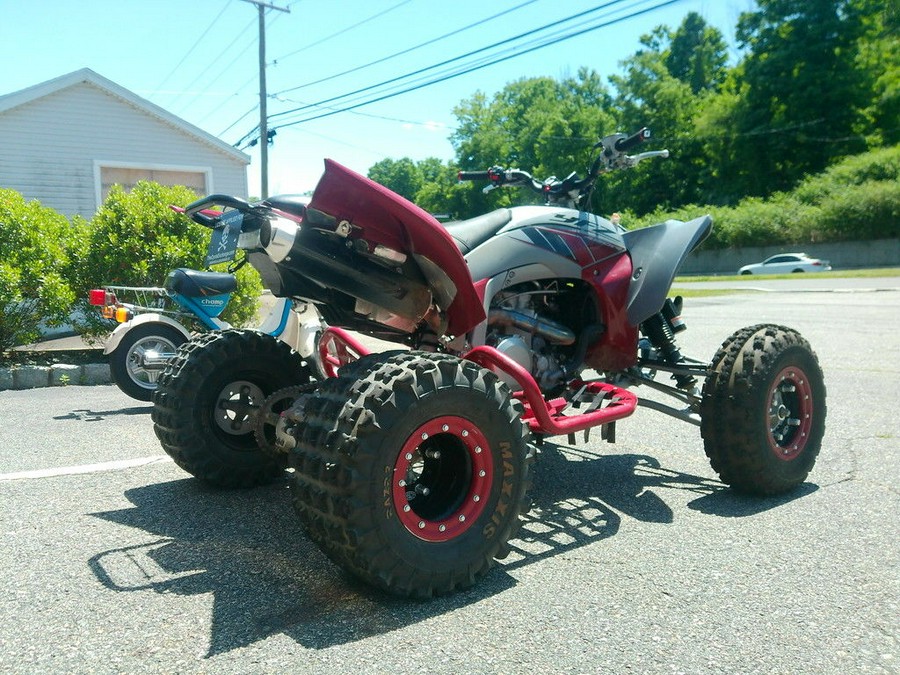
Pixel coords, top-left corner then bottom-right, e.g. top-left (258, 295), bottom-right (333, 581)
top-left (622, 215), bottom-right (712, 326)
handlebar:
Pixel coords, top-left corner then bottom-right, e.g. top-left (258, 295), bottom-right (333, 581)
top-left (457, 170), bottom-right (492, 181)
top-left (614, 127), bottom-right (650, 152)
top-left (456, 128), bottom-right (667, 207)
top-left (184, 194), bottom-right (252, 228)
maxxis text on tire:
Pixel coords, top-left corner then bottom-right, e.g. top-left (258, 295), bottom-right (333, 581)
top-left (152, 329), bottom-right (313, 488)
top-left (290, 351), bottom-right (534, 598)
top-left (109, 323), bottom-right (186, 401)
top-left (700, 324), bottom-right (826, 496)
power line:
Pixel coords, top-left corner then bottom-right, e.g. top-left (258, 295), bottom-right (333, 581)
top-left (226, 0), bottom-right (540, 144)
top-left (272, 0), bottom-right (413, 63)
top-left (274, 94), bottom-right (455, 128)
top-left (219, 104), bottom-right (260, 137)
top-left (165, 14), bottom-right (259, 111)
top-left (176, 38), bottom-right (259, 118)
top-left (271, 0), bottom-right (540, 97)
top-left (267, 0), bottom-right (683, 132)
top-left (266, 0), bottom-right (639, 124)
top-left (216, 0), bottom-right (417, 145)
top-left (154, 0), bottom-right (233, 96)
top-left (188, 6), bottom-right (294, 128)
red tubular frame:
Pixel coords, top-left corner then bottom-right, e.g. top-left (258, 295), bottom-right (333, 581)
top-left (462, 346), bottom-right (637, 434)
top-left (316, 328), bottom-right (637, 436)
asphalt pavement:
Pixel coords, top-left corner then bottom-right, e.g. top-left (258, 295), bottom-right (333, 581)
top-left (1, 281), bottom-right (898, 674)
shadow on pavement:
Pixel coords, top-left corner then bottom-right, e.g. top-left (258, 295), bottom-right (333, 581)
top-left (88, 441), bottom-right (817, 656)
top-left (53, 406), bottom-right (151, 421)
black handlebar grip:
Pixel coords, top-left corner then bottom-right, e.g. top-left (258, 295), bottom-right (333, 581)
top-left (458, 170), bottom-right (491, 181)
top-left (185, 194), bottom-right (251, 228)
top-left (614, 127), bottom-right (651, 152)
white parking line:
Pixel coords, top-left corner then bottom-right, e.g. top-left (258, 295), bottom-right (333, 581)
top-left (0, 455), bottom-right (172, 481)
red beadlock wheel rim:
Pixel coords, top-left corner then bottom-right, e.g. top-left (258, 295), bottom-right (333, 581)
top-left (766, 366), bottom-right (814, 461)
top-left (392, 416), bottom-right (493, 542)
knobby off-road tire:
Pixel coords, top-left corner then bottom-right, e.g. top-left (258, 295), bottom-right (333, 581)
top-left (152, 329), bottom-right (314, 488)
top-left (700, 324), bottom-right (826, 496)
top-left (290, 351), bottom-right (534, 598)
top-left (109, 323), bottom-right (186, 401)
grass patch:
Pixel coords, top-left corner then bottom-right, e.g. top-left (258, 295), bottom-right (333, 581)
top-left (670, 288), bottom-right (756, 298)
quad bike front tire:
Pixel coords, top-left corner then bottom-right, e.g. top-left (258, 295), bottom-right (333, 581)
top-left (109, 323), bottom-right (186, 401)
top-left (152, 329), bottom-right (314, 488)
top-left (290, 351), bottom-right (534, 598)
top-left (700, 324), bottom-right (826, 496)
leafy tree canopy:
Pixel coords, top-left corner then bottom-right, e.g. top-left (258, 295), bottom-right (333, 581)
top-left (369, 3), bottom-right (895, 224)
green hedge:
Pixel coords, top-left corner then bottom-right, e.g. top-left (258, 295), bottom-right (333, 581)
top-left (0, 183), bottom-right (262, 353)
top-left (73, 182), bottom-right (262, 336)
top-left (0, 189), bottom-right (81, 353)
top-left (630, 145), bottom-right (900, 248)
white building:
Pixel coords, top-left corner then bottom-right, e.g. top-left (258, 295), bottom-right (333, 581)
top-left (0, 68), bottom-right (249, 219)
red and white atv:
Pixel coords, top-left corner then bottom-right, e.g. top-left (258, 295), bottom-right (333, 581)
top-left (152, 129), bottom-right (826, 598)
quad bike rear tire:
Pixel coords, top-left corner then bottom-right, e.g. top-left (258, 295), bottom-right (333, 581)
top-left (290, 351), bottom-right (534, 598)
top-left (152, 329), bottom-right (314, 488)
top-left (700, 324), bottom-right (826, 495)
top-left (109, 323), bottom-right (186, 401)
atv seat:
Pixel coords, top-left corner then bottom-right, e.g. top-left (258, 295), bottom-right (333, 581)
top-left (263, 194), bottom-right (309, 219)
top-left (165, 268), bottom-right (237, 297)
top-left (443, 208), bottom-right (512, 254)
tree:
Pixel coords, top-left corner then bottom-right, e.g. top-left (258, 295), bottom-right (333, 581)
top-left (366, 157), bottom-right (470, 219)
top-left (367, 157), bottom-right (425, 202)
top-left (450, 69), bottom-right (615, 217)
top-left (720, 0), bottom-right (870, 195)
top-left (666, 12), bottom-right (730, 95)
top-left (609, 13), bottom-right (730, 211)
top-left (854, 0), bottom-right (900, 145)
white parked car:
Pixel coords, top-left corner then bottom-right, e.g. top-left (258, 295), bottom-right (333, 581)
top-left (739, 253), bottom-right (832, 275)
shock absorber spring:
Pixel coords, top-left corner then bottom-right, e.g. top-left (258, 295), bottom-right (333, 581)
top-left (642, 301), bottom-right (683, 365)
top-left (641, 297), bottom-right (694, 388)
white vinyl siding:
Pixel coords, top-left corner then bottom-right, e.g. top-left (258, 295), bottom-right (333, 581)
top-left (0, 78), bottom-right (248, 219)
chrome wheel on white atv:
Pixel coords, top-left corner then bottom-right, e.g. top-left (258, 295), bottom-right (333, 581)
top-left (290, 351), bottom-right (534, 598)
top-left (152, 329), bottom-right (315, 488)
top-left (109, 323), bottom-right (186, 401)
top-left (700, 324), bottom-right (826, 495)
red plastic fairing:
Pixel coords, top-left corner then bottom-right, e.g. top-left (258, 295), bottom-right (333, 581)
top-left (582, 253), bottom-right (638, 371)
top-left (309, 160), bottom-right (486, 337)
top-left (473, 277), bottom-right (489, 304)
top-left (463, 346), bottom-right (637, 435)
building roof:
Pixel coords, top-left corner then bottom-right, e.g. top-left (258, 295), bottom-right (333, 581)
top-left (0, 68), bottom-right (250, 164)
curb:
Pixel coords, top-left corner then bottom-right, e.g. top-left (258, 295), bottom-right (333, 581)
top-left (0, 362), bottom-right (112, 392)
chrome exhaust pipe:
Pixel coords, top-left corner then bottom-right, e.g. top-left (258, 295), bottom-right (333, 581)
top-left (488, 309), bottom-right (576, 345)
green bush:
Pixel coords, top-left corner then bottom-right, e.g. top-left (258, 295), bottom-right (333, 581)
top-left (815, 180), bottom-right (900, 241)
top-left (73, 182), bottom-right (261, 336)
top-left (628, 146), bottom-right (900, 249)
top-left (0, 189), bottom-right (79, 354)
top-left (793, 145), bottom-right (900, 204)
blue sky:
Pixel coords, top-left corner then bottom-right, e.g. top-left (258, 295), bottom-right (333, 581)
top-left (2, 0), bottom-right (754, 197)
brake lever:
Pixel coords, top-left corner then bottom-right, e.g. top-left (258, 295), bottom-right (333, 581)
top-left (632, 149), bottom-right (670, 162)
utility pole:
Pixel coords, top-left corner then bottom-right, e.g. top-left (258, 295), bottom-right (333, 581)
top-left (241, 0), bottom-right (290, 199)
